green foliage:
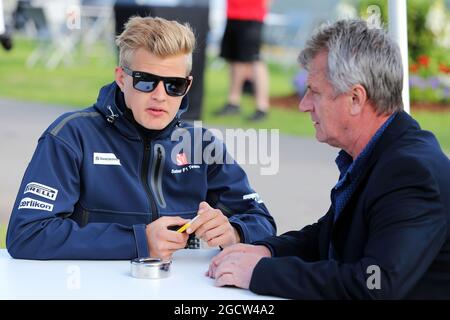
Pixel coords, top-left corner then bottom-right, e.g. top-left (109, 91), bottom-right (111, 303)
top-left (359, 0), bottom-right (450, 104)
top-left (407, 0), bottom-right (436, 60)
top-left (358, 0), bottom-right (436, 59)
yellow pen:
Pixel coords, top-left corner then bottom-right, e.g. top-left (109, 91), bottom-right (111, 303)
top-left (176, 215), bottom-right (200, 233)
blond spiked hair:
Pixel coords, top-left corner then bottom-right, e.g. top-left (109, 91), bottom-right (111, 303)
top-left (115, 16), bottom-right (196, 74)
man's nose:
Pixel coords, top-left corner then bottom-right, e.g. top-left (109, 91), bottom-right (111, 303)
top-left (299, 94), bottom-right (312, 113)
top-left (151, 81), bottom-right (167, 100)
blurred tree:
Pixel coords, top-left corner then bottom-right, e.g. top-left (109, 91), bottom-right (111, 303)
top-left (358, 0), bottom-right (436, 59)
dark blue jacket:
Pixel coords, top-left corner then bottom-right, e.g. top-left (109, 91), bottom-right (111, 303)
top-left (250, 111), bottom-right (450, 299)
top-left (6, 82), bottom-right (276, 259)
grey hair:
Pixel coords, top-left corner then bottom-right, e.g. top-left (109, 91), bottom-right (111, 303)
top-left (298, 19), bottom-right (403, 114)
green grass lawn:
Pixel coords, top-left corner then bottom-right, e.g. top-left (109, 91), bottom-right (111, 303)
top-left (0, 38), bottom-right (448, 149)
top-left (0, 39), bottom-right (114, 107)
top-left (0, 224), bottom-right (6, 249)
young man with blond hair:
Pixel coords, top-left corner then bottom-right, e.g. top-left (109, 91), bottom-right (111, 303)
top-left (7, 16), bottom-right (276, 260)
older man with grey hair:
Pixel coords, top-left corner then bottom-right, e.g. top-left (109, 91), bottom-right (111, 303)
top-left (207, 19), bottom-right (450, 299)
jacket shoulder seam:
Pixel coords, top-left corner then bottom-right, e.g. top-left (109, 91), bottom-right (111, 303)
top-left (50, 111), bottom-right (101, 136)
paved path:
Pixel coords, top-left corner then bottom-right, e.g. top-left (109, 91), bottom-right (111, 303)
top-left (0, 98), bottom-right (338, 235)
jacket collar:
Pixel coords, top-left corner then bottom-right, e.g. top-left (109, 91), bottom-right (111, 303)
top-left (364, 111), bottom-right (420, 171)
top-left (338, 110), bottom-right (418, 194)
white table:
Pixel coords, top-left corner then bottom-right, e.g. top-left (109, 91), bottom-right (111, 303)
top-left (0, 249), bottom-right (281, 300)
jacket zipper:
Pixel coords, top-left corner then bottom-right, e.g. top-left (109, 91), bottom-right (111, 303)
top-left (141, 137), bottom-right (159, 223)
top-left (152, 146), bottom-right (165, 209)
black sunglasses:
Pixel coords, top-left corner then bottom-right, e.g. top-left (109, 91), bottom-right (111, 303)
top-left (122, 66), bottom-right (191, 97)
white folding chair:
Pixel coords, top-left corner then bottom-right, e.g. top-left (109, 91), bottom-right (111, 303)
top-left (79, 3), bottom-right (113, 57)
top-left (24, 0), bottom-right (81, 69)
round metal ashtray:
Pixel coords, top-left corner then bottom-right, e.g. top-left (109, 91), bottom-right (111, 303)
top-left (130, 257), bottom-right (172, 279)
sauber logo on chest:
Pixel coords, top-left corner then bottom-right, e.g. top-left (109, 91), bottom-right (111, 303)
top-left (24, 182), bottom-right (58, 201)
top-left (171, 164), bottom-right (200, 174)
top-left (93, 152), bottom-right (121, 166)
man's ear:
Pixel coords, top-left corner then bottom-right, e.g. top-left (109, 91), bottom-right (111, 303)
top-left (115, 66), bottom-right (125, 92)
top-left (349, 84), bottom-right (368, 116)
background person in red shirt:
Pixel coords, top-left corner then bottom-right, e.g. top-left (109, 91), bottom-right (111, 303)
top-left (215, 0), bottom-right (271, 121)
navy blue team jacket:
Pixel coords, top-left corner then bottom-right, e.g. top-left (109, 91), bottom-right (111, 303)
top-left (7, 82), bottom-right (276, 259)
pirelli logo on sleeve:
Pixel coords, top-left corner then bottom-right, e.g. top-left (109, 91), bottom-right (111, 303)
top-left (24, 182), bottom-right (58, 201)
top-left (18, 197), bottom-right (54, 212)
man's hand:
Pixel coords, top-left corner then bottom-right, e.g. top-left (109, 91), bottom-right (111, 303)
top-left (186, 201), bottom-right (240, 248)
top-left (206, 243), bottom-right (272, 289)
top-left (207, 243), bottom-right (271, 278)
top-left (145, 216), bottom-right (189, 261)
